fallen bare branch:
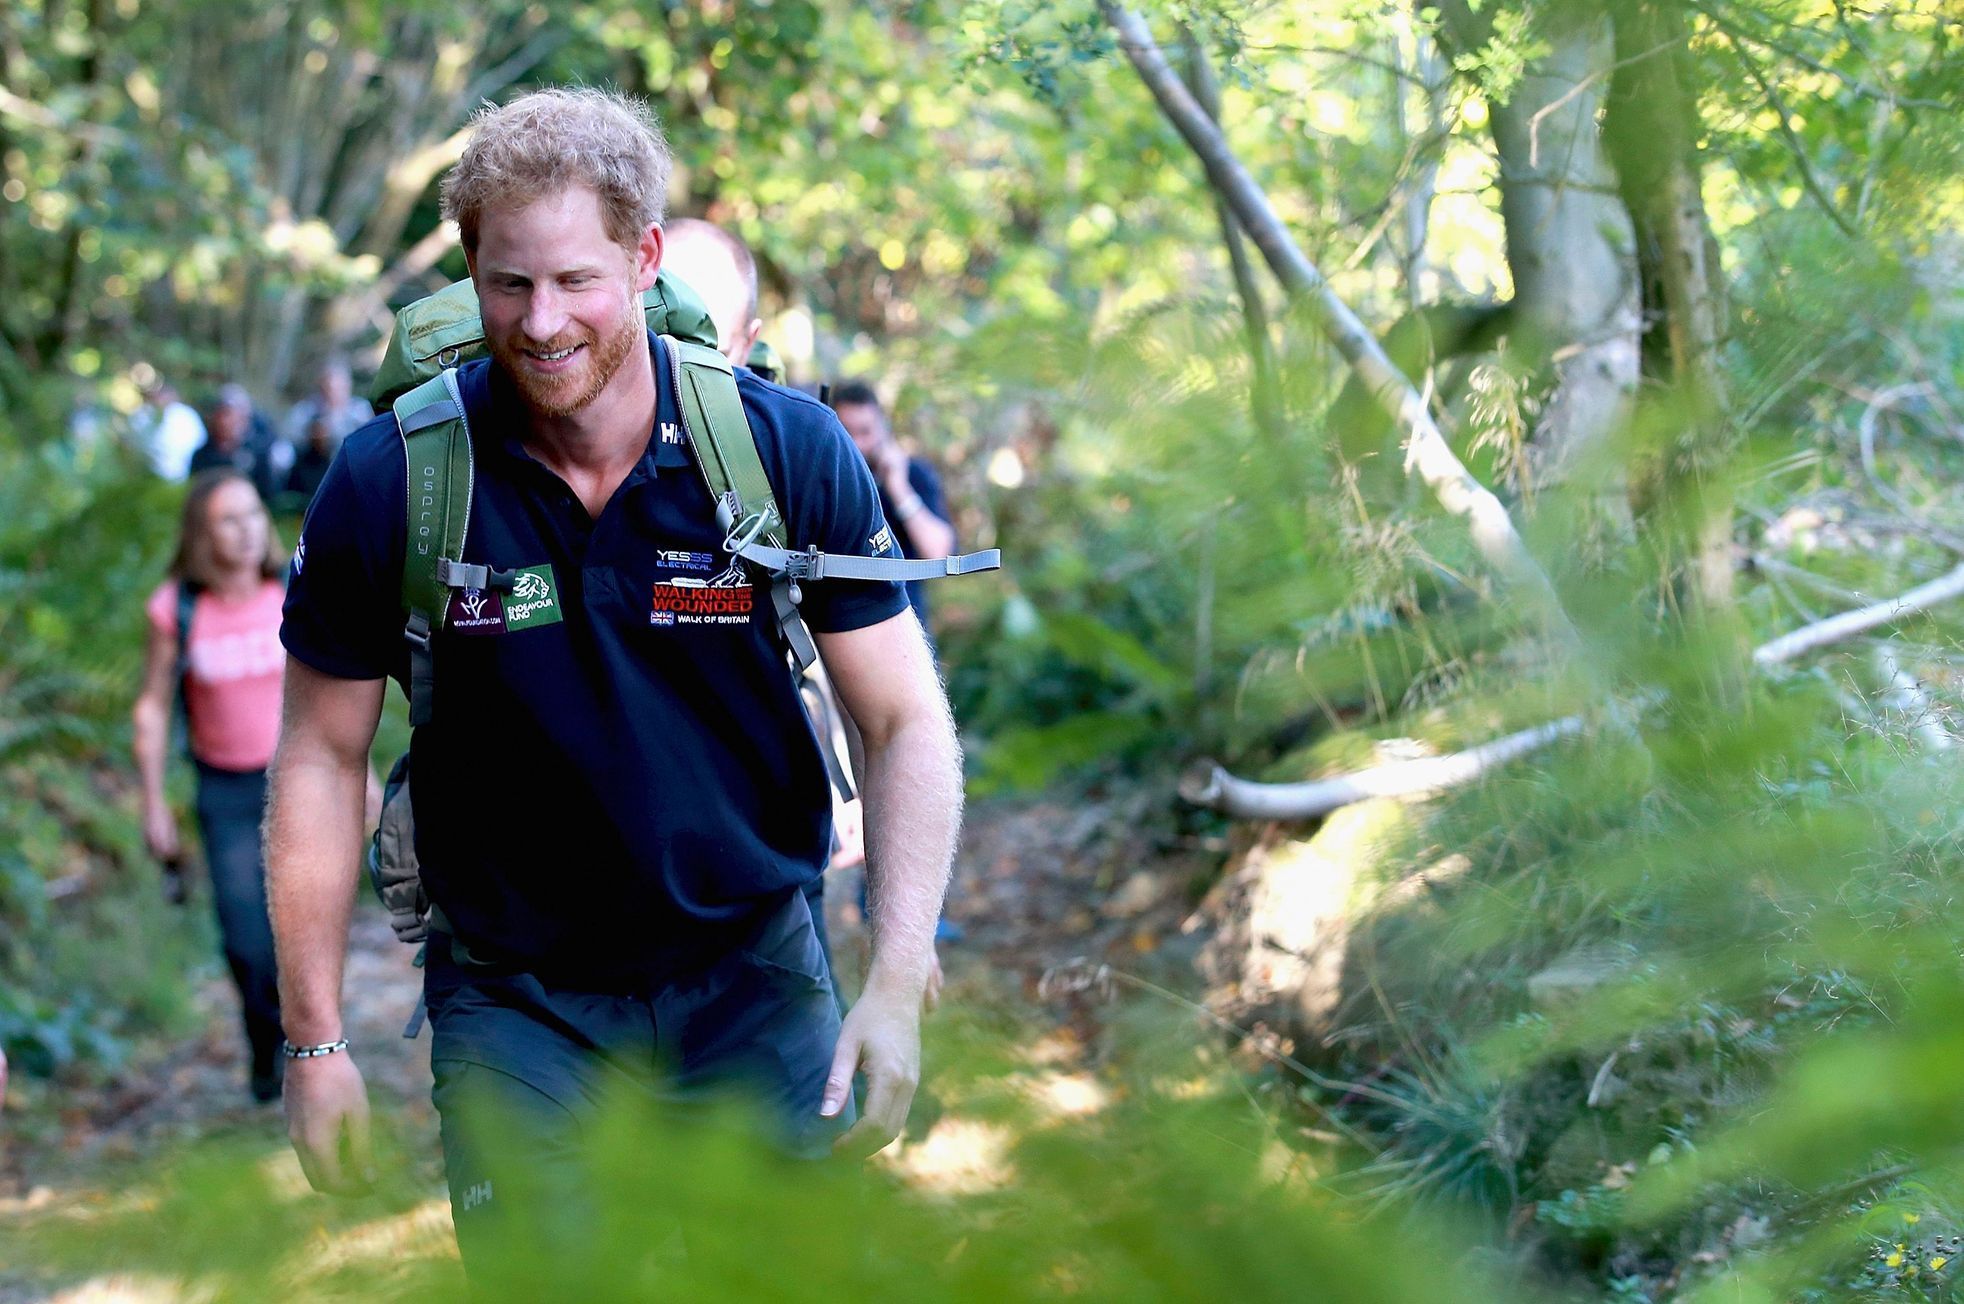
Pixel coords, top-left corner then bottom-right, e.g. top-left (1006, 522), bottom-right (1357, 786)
top-left (1180, 716), bottom-right (1588, 820)
top-left (1753, 562), bottom-right (1964, 668)
top-left (1190, 551), bottom-right (1964, 819)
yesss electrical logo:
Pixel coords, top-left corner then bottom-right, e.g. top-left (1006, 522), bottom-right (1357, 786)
top-left (656, 549), bottom-right (715, 572)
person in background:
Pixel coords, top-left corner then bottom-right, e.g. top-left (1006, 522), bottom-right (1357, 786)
top-left (131, 377), bottom-right (206, 482)
top-left (280, 413), bottom-right (337, 513)
top-left (829, 382), bottom-right (966, 947)
top-left (132, 469), bottom-right (291, 1102)
top-left (663, 217), bottom-right (765, 370)
top-left (284, 356), bottom-right (372, 461)
top-left (828, 382), bottom-right (956, 633)
top-left (190, 384), bottom-right (290, 503)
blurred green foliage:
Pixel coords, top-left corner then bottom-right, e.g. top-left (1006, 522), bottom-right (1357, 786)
top-left (3, 0), bottom-right (1964, 1300)
top-left (1, 997), bottom-right (1535, 1302)
top-left (0, 408), bottom-right (205, 1075)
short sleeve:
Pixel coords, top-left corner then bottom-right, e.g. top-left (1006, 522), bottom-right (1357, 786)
top-left (280, 420), bottom-right (406, 680)
top-left (144, 581), bottom-right (177, 638)
top-left (752, 387), bottom-right (908, 636)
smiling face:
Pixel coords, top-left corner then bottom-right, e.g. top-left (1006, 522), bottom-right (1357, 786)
top-left (470, 185), bottom-right (660, 420)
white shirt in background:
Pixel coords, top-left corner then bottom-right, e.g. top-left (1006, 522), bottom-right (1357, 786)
top-left (133, 401), bottom-right (207, 481)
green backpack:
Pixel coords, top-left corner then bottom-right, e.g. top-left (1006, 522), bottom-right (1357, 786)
top-left (364, 270), bottom-right (999, 950)
top-left (745, 337), bottom-right (785, 383)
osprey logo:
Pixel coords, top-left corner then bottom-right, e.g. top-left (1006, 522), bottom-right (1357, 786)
top-left (503, 565), bottom-right (563, 631)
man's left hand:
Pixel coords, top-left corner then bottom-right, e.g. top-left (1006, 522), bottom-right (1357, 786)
top-left (821, 981), bottom-right (922, 1158)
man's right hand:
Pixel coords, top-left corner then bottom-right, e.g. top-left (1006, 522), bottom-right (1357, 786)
top-left (284, 1051), bottom-right (374, 1195)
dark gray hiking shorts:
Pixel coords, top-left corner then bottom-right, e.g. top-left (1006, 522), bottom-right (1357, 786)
top-left (422, 887), bottom-right (853, 1283)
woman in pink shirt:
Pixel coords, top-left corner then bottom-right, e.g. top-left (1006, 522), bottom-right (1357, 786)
top-left (133, 469), bottom-right (289, 1101)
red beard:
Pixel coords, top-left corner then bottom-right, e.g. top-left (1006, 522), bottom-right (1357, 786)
top-left (489, 297), bottom-right (644, 419)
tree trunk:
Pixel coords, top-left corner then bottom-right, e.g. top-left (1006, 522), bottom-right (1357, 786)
top-left (121, 7), bottom-right (564, 400)
top-left (1389, 16), bottom-right (1449, 314)
top-left (1100, 1), bottom-right (1581, 647)
top-left (1437, 0), bottom-right (1641, 511)
top-left (1606, 0), bottom-right (1735, 612)
top-left (40, 0), bottom-right (111, 368)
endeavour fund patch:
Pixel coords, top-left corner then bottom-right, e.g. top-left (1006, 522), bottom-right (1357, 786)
top-left (503, 565), bottom-right (563, 631)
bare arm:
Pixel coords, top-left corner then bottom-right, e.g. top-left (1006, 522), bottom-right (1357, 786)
top-left (872, 445), bottom-right (957, 561)
top-left (131, 619), bottom-right (180, 859)
top-left (814, 609), bottom-right (963, 1154)
top-left (894, 498), bottom-right (956, 561)
top-left (265, 656), bottom-right (385, 1192)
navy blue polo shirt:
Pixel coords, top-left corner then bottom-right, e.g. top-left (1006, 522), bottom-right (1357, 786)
top-left (282, 333), bottom-right (907, 983)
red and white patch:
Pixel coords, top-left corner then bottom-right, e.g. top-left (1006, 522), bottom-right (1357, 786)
top-left (650, 572), bottom-right (753, 627)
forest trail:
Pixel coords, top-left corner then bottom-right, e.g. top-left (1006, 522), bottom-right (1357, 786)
top-left (0, 793), bottom-right (1212, 1300)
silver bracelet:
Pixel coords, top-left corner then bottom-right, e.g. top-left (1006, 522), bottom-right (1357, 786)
top-left (893, 493), bottom-right (924, 523)
top-left (281, 1037), bottom-right (351, 1060)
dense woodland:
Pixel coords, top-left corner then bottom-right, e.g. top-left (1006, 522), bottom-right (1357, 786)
top-left (3, 0), bottom-right (1963, 1298)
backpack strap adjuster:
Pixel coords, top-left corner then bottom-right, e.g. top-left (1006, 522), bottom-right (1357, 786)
top-left (435, 558), bottom-right (518, 592)
top-left (722, 508), bottom-right (775, 556)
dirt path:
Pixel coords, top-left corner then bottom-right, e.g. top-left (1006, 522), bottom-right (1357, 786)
top-left (0, 793), bottom-right (1215, 1300)
top-left (0, 909), bottom-right (431, 1195)
top-left (0, 910), bottom-right (435, 1302)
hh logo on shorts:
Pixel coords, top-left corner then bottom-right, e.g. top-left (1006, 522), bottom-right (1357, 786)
top-left (504, 565), bottom-right (562, 631)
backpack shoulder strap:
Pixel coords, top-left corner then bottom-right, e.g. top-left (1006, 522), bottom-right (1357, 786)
top-left (661, 336), bottom-right (821, 670)
top-left (659, 335), bottom-right (1002, 666)
top-left (174, 581), bottom-right (197, 679)
top-left (169, 580), bottom-right (204, 758)
top-left (665, 337), bottom-right (785, 542)
top-left (393, 369), bottom-right (474, 727)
